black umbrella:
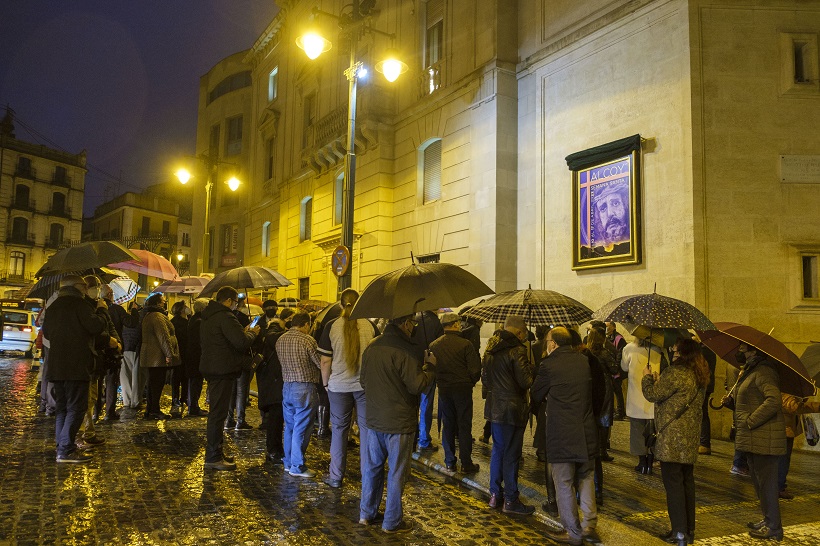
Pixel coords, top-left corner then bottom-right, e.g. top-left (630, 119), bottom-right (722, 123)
top-left (462, 287), bottom-right (592, 326)
top-left (802, 343), bottom-right (820, 383)
top-left (592, 290), bottom-right (715, 331)
top-left (349, 262), bottom-right (494, 320)
top-left (28, 268), bottom-right (128, 300)
top-left (198, 266), bottom-right (291, 297)
top-left (35, 241), bottom-right (140, 277)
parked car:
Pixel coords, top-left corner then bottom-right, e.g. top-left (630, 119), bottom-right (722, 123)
top-left (0, 309), bottom-right (39, 358)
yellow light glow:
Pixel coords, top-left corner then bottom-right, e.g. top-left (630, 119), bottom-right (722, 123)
top-left (176, 253), bottom-right (184, 262)
top-left (296, 32), bottom-right (331, 60)
top-left (153, 281), bottom-right (159, 287)
top-left (375, 49), bottom-right (408, 83)
top-left (227, 177), bottom-right (240, 192)
top-left (175, 168), bottom-right (191, 184)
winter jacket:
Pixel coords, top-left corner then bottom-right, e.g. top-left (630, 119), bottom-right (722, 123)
top-left (186, 312), bottom-right (203, 376)
top-left (140, 307), bottom-right (179, 368)
top-left (107, 301), bottom-right (139, 338)
top-left (482, 329), bottom-right (533, 427)
top-left (256, 321), bottom-right (286, 409)
top-left (587, 347), bottom-right (614, 427)
top-left (782, 393), bottom-right (819, 438)
top-left (641, 364), bottom-right (704, 464)
top-left (734, 355), bottom-right (787, 456)
top-left (90, 300), bottom-right (121, 377)
top-left (41, 286), bottom-right (108, 381)
top-left (429, 331), bottom-right (482, 391)
top-left (531, 346), bottom-right (598, 463)
top-left (360, 323), bottom-right (436, 434)
top-left (170, 315), bottom-right (189, 367)
top-left (621, 342), bottom-right (663, 419)
top-left (199, 300), bottom-right (256, 379)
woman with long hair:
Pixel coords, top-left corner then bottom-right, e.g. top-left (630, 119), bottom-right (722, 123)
top-left (317, 288), bottom-right (378, 488)
top-left (642, 337), bottom-right (708, 546)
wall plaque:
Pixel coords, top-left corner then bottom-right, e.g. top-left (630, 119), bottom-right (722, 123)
top-left (780, 155), bottom-right (820, 184)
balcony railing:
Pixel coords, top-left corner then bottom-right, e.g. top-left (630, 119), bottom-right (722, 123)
top-left (315, 107), bottom-right (347, 147)
top-left (11, 198), bottom-right (36, 212)
top-left (14, 166), bottom-right (36, 179)
top-left (0, 270), bottom-right (36, 283)
top-left (49, 206), bottom-right (72, 218)
top-left (6, 233), bottom-right (36, 246)
top-left (52, 175), bottom-right (72, 187)
top-left (44, 238), bottom-right (65, 249)
top-left (418, 60), bottom-right (446, 99)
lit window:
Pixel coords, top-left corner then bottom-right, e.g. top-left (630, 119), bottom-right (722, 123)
top-left (420, 139), bottom-right (442, 204)
top-left (300, 197), bottom-right (313, 242)
top-left (9, 251), bottom-right (25, 277)
top-left (268, 67), bottom-right (279, 102)
top-left (262, 221), bottom-right (271, 257)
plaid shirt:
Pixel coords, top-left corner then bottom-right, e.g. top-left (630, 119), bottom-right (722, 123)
top-left (275, 328), bottom-right (322, 383)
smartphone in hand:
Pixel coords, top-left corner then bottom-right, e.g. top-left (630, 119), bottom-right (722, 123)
top-left (249, 314), bottom-right (263, 328)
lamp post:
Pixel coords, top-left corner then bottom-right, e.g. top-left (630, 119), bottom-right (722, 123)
top-left (175, 155), bottom-right (240, 274)
top-left (297, 0), bottom-right (407, 294)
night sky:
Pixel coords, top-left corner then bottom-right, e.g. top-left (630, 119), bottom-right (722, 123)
top-left (0, 1), bottom-right (278, 216)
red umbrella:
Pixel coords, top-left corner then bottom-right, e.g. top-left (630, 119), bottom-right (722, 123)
top-left (110, 249), bottom-right (178, 281)
top-left (698, 322), bottom-right (816, 397)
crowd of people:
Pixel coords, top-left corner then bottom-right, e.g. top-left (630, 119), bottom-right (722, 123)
top-left (36, 275), bottom-right (816, 542)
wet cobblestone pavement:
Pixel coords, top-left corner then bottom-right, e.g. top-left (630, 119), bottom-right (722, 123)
top-left (4, 355), bottom-right (820, 545)
top-left (0, 357), bottom-right (555, 545)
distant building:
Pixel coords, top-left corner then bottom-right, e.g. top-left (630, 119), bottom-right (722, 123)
top-left (0, 108), bottom-right (85, 297)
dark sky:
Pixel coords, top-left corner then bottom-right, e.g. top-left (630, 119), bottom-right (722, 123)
top-left (0, 1), bottom-right (278, 216)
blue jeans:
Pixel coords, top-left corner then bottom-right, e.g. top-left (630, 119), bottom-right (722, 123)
top-left (489, 422), bottom-right (525, 501)
top-left (51, 380), bottom-right (90, 458)
top-left (417, 380), bottom-right (436, 448)
top-left (360, 430), bottom-right (414, 531)
top-left (327, 389), bottom-right (369, 482)
top-left (282, 382), bottom-right (317, 473)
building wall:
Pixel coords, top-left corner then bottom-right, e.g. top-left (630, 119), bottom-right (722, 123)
top-left (518, 0), bottom-right (696, 308)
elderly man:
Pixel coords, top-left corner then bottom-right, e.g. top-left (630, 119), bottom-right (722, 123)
top-left (200, 286), bottom-right (259, 471)
top-left (482, 315), bottom-right (535, 515)
top-left (429, 312), bottom-right (482, 474)
top-left (360, 314), bottom-right (437, 533)
top-left (532, 327), bottom-right (600, 545)
top-left (276, 312), bottom-right (322, 478)
top-left (42, 275), bottom-right (111, 463)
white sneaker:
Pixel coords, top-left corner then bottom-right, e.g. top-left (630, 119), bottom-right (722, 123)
top-left (289, 468), bottom-right (316, 478)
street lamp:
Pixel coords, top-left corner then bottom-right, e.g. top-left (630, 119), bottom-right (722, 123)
top-left (175, 156), bottom-right (240, 274)
top-left (297, 0), bottom-right (407, 294)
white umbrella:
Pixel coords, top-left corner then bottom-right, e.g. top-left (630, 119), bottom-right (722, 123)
top-left (110, 275), bottom-right (139, 305)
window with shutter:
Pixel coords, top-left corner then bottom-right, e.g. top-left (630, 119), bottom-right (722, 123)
top-left (423, 139), bottom-right (442, 204)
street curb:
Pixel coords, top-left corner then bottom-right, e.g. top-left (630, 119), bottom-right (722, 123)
top-left (411, 451), bottom-right (563, 529)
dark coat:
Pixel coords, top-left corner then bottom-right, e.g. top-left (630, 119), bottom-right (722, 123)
top-left (481, 329), bottom-right (533, 427)
top-left (587, 347), bottom-right (614, 427)
top-left (140, 307), bottom-right (179, 368)
top-left (531, 346), bottom-right (598, 463)
top-left (170, 315), bottom-right (189, 367)
top-left (42, 286), bottom-right (108, 381)
top-left (107, 301), bottom-right (139, 338)
top-left (185, 312), bottom-right (203, 376)
top-left (642, 364), bottom-right (704, 464)
top-left (734, 355), bottom-right (787, 456)
top-left (429, 331), bottom-right (481, 390)
top-left (361, 323), bottom-right (436, 434)
top-left (91, 301), bottom-right (121, 377)
top-left (199, 301), bottom-right (256, 379)
top-left (256, 321), bottom-right (286, 410)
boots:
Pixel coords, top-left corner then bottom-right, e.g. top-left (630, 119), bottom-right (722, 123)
top-left (643, 453), bottom-right (654, 475)
top-left (316, 406), bottom-right (330, 438)
top-left (634, 455), bottom-right (647, 473)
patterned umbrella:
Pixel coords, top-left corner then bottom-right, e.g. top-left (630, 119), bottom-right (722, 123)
top-left (698, 322), bottom-right (815, 397)
top-left (625, 323), bottom-right (691, 348)
top-left (198, 266), bottom-right (291, 298)
top-left (350, 262), bottom-right (494, 320)
top-left (154, 276), bottom-right (211, 294)
top-left (35, 241), bottom-right (139, 277)
top-left (109, 249), bottom-right (178, 280)
top-left (592, 291), bottom-right (715, 331)
top-left (109, 275), bottom-right (139, 305)
top-left (462, 288), bottom-right (592, 326)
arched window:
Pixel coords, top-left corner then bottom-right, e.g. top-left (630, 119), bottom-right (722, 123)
top-left (9, 251), bottom-right (25, 277)
top-left (334, 172), bottom-right (344, 225)
top-left (419, 138), bottom-right (442, 204)
top-left (49, 223), bottom-right (64, 246)
top-left (52, 192), bottom-right (66, 215)
top-left (11, 217), bottom-right (28, 241)
top-left (14, 185), bottom-right (30, 207)
top-left (300, 196), bottom-right (313, 242)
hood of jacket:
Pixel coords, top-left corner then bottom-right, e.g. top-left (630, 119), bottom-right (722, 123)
top-left (202, 300), bottom-right (231, 320)
top-left (485, 329), bottom-right (522, 355)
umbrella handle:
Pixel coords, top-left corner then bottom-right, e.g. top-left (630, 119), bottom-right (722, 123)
top-left (708, 396), bottom-right (725, 410)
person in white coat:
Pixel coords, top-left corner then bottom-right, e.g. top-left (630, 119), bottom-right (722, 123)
top-left (622, 338), bottom-right (664, 473)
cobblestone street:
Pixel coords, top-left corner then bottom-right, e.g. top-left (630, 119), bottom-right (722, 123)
top-left (2, 354), bottom-right (820, 545)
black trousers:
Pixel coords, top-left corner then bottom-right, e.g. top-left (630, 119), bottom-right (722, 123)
top-left (612, 376), bottom-right (625, 415)
top-left (146, 367), bottom-right (169, 414)
top-left (104, 365), bottom-right (120, 417)
top-left (205, 377), bottom-right (233, 463)
top-left (188, 370), bottom-right (205, 412)
top-left (660, 461), bottom-right (696, 535)
top-left (439, 386), bottom-right (475, 467)
top-left (748, 452), bottom-right (782, 531)
top-left (265, 401), bottom-right (284, 454)
top-left (170, 365), bottom-right (188, 405)
top-left (699, 393), bottom-right (712, 447)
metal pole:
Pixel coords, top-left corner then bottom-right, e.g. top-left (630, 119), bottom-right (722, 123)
top-left (339, 49), bottom-right (360, 294)
top-left (201, 169), bottom-right (213, 274)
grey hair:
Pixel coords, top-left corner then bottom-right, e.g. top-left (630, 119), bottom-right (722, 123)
top-left (503, 315), bottom-right (527, 332)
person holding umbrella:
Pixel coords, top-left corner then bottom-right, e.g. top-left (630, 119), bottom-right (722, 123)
top-left (735, 343), bottom-right (786, 541)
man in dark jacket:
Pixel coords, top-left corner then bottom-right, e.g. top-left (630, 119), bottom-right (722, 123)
top-left (42, 275), bottom-right (111, 463)
top-left (257, 300), bottom-right (286, 460)
top-left (200, 286), bottom-right (259, 470)
top-left (734, 344), bottom-right (786, 541)
top-left (482, 315), bottom-right (534, 515)
top-left (359, 314), bottom-right (436, 533)
top-left (185, 298), bottom-right (209, 416)
top-left (429, 312), bottom-right (481, 474)
top-left (532, 327), bottom-right (600, 545)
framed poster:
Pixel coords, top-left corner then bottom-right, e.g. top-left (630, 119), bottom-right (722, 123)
top-left (567, 135), bottom-right (642, 270)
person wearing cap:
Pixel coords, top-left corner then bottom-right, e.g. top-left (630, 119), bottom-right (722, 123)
top-left (42, 274), bottom-right (111, 463)
top-left (429, 312), bottom-right (482, 474)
